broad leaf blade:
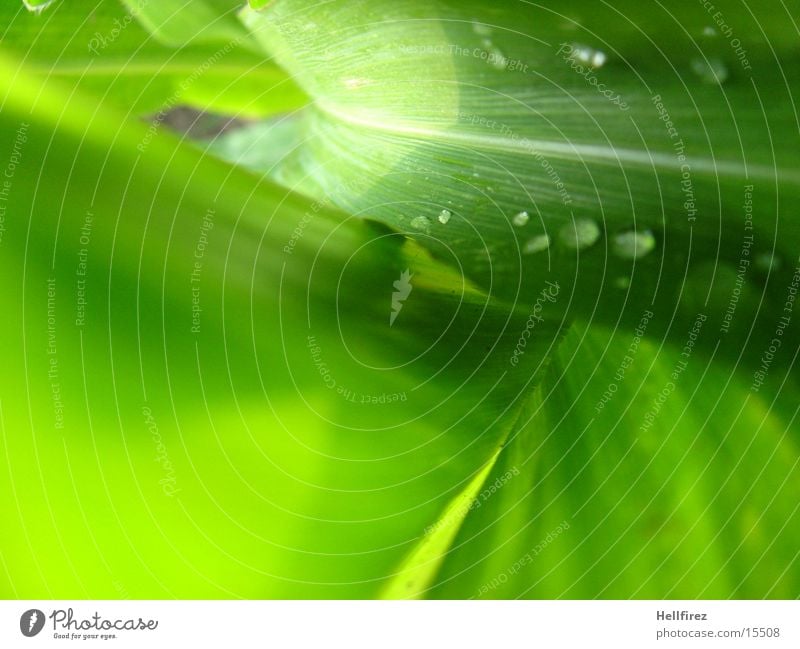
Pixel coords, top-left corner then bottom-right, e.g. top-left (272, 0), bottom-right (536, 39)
top-left (431, 323), bottom-right (800, 598)
top-left (0, 50), bottom-right (558, 597)
top-left (1, 1), bottom-right (307, 116)
top-left (239, 0), bottom-right (800, 365)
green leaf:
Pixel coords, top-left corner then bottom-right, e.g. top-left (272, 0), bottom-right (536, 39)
top-left (431, 323), bottom-right (800, 598)
top-left (239, 0), bottom-right (800, 365)
top-left (200, 117), bottom-right (304, 174)
top-left (229, 0), bottom-right (798, 598)
top-left (1, 1), bottom-right (307, 116)
top-left (1, 0), bottom-right (799, 602)
top-left (378, 414), bottom-right (517, 599)
top-left (0, 48), bottom-right (558, 597)
top-left (21, 0), bottom-right (58, 13)
top-left (118, 0), bottom-right (255, 48)
top-left (379, 452), bottom-right (503, 599)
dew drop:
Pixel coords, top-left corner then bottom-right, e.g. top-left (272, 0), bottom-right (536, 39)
top-left (438, 209), bottom-right (452, 225)
top-left (691, 57), bottom-right (728, 84)
top-left (569, 44), bottom-right (607, 68)
top-left (22, 0), bottom-right (57, 13)
top-left (512, 211), bottom-right (530, 227)
top-left (523, 234), bottom-right (551, 254)
top-left (561, 19), bottom-right (579, 33)
top-left (615, 276), bottom-right (631, 289)
top-left (559, 218), bottom-right (600, 250)
top-left (410, 216), bottom-right (431, 234)
top-left (472, 22), bottom-right (493, 37)
top-left (755, 252), bottom-right (782, 273)
top-left (612, 229), bottom-right (656, 259)
top-left (483, 43), bottom-right (508, 70)
top-left (492, 50), bottom-right (508, 69)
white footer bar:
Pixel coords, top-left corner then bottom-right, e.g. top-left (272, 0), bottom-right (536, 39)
top-left (1, 600), bottom-right (796, 648)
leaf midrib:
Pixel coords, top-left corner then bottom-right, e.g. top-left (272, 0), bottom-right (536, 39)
top-left (314, 100), bottom-right (799, 184)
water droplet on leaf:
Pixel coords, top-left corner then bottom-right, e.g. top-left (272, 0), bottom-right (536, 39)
top-left (755, 252), bottom-right (782, 273)
top-left (488, 46), bottom-right (508, 70)
top-left (523, 234), bottom-right (551, 254)
top-left (612, 229), bottom-right (656, 259)
top-left (569, 44), bottom-right (607, 68)
top-left (22, 0), bottom-right (57, 13)
top-left (559, 218), bottom-right (600, 250)
top-left (512, 211), bottom-right (530, 227)
top-left (438, 209), bottom-right (452, 225)
top-left (691, 58), bottom-right (728, 84)
top-left (473, 22), bottom-right (493, 37)
top-left (410, 216), bottom-right (431, 234)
